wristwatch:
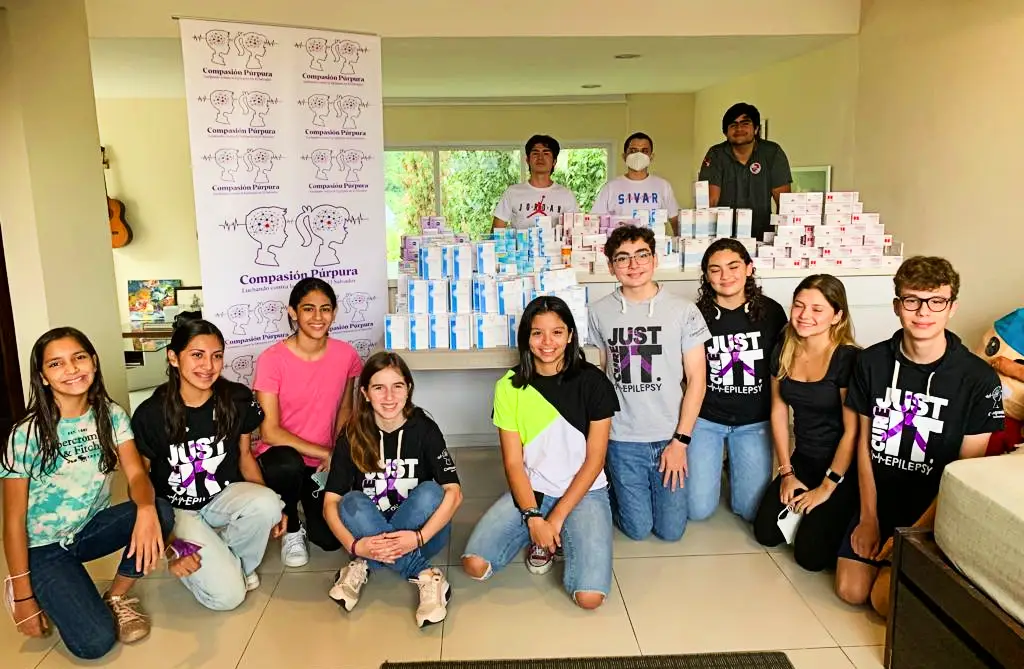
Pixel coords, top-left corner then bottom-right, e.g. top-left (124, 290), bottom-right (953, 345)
top-left (825, 468), bottom-right (844, 484)
top-left (672, 432), bottom-right (692, 445)
top-left (520, 507), bottom-right (543, 525)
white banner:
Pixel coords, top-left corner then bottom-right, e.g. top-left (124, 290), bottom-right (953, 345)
top-left (178, 19), bottom-right (386, 380)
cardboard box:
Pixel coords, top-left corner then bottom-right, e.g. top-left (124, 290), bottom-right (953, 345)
top-left (774, 258), bottom-right (807, 270)
top-left (779, 192), bottom-right (807, 206)
top-left (474, 313), bottom-right (509, 349)
top-left (790, 246), bottom-right (820, 259)
top-left (851, 245), bottom-right (884, 258)
top-left (715, 208), bottom-right (734, 237)
top-left (804, 192), bottom-right (825, 204)
top-left (384, 314), bottom-right (409, 349)
top-left (839, 235), bottom-right (864, 246)
top-left (474, 242), bottom-right (498, 275)
top-left (820, 246), bottom-right (854, 259)
top-left (826, 191), bottom-right (860, 203)
top-left (473, 275), bottom-right (499, 314)
top-left (864, 234), bottom-right (893, 247)
top-left (428, 314), bottom-right (450, 350)
top-left (418, 245), bottom-right (445, 280)
top-left (449, 314), bottom-right (474, 350)
top-left (824, 214), bottom-right (853, 227)
top-left (449, 279), bottom-right (473, 314)
top-left (408, 279), bottom-right (449, 314)
top-left (756, 244), bottom-right (785, 259)
top-left (497, 278), bottom-right (528, 315)
top-left (825, 202), bottom-right (857, 215)
top-left (753, 257), bottom-right (775, 272)
top-left (694, 181), bottom-right (711, 210)
top-left (851, 213), bottom-right (880, 226)
top-left (735, 209), bottom-right (753, 237)
top-left (408, 314), bottom-right (432, 351)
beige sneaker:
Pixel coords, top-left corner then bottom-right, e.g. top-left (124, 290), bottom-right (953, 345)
top-left (410, 567), bottom-right (451, 628)
top-left (103, 593), bottom-right (151, 644)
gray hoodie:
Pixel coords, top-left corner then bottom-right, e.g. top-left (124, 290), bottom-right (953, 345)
top-left (588, 285), bottom-right (710, 441)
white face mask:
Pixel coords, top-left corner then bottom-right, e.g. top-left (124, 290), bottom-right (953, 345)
top-left (625, 152), bottom-right (651, 172)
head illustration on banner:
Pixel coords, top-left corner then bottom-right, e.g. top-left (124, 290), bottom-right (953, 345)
top-left (255, 300), bottom-right (288, 334)
top-left (309, 148), bottom-right (334, 179)
top-left (235, 31), bottom-right (269, 69)
top-left (239, 90), bottom-right (273, 128)
top-left (227, 304), bottom-right (252, 335)
top-left (209, 89), bottom-right (235, 124)
top-left (307, 93), bottom-right (333, 126)
top-left (229, 354), bottom-right (254, 385)
top-left (204, 29), bottom-right (231, 65)
top-left (243, 206), bottom-right (289, 266)
top-left (349, 338), bottom-right (374, 360)
top-left (297, 203), bottom-right (352, 267)
top-left (336, 95), bottom-right (366, 129)
top-left (331, 39), bottom-right (364, 74)
top-left (342, 292), bottom-right (374, 324)
top-left (243, 147), bottom-right (277, 184)
top-left (338, 149), bottom-right (368, 183)
top-left (213, 148), bottom-right (240, 181)
top-left (305, 37), bottom-right (329, 71)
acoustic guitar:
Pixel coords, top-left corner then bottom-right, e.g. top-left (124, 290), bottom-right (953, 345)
top-left (101, 146), bottom-right (134, 248)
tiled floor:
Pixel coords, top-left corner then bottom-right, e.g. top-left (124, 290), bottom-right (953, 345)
top-left (2, 446), bottom-right (886, 669)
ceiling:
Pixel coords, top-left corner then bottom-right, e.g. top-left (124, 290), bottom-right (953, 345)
top-left (89, 35), bottom-right (846, 100)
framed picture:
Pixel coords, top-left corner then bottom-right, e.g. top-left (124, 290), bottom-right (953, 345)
top-left (791, 165), bottom-right (832, 194)
top-left (127, 279), bottom-right (182, 321)
top-left (174, 286), bottom-right (204, 313)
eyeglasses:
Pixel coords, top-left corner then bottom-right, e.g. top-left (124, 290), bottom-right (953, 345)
top-left (612, 250), bottom-right (654, 268)
top-left (897, 295), bottom-right (952, 312)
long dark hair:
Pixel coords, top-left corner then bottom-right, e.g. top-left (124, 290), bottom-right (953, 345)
top-left (697, 238), bottom-right (768, 323)
top-left (160, 317), bottom-right (239, 445)
top-left (2, 327), bottom-right (119, 477)
top-left (511, 296), bottom-right (585, 389)
top-left (288, 277), bottom-right (337, 332)
top-left (346, 351), bottom-right (417, 474)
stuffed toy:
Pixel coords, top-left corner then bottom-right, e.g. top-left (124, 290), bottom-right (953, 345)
top-left (975, 308), bottom-right (1024, 455)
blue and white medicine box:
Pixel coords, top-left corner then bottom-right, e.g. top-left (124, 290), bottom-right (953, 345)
top-left (449, 314), bottom-right (474, 350)
top-left (474, 313), bottom-right (508, 349)
top-left (428, 314), bottom-right (450, 350)
top-left (408, 279), bottom-right (449, 314)
top-left (473, 275), bottom-right (499, 314)
top-left (449, 244), bottom-right (474, 280)
top-left (418, 245), bottom-right (445, 280)
top-left (449, 279), bottom-right (473, 314)
top-left (408, 314), bottom-right (432, 351)
top-left (474, 242), bottom-right (498, 275)
top-left (384, 314), bottom-right (409, 350)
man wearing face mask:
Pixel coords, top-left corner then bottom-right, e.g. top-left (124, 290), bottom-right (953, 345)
top-left (699, 102), bottom-right (792, 241)
top-left (592, 132), bottom-right (680, 235)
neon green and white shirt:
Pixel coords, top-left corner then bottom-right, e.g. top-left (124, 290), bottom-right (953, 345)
top-left (492, 362), bottom-right (619, 497)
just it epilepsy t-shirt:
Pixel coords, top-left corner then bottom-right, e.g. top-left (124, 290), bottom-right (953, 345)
top-left (252, 338), bottom-right (362, 467)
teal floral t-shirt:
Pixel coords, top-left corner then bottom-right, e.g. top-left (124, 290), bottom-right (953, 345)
top-left (1, 403), bottom-right (132, 548)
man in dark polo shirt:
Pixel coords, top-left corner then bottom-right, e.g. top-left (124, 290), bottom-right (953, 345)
top-left (698, 103), bottom-right (792, 240)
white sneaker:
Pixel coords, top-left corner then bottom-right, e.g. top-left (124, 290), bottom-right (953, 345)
top-left (329, 559), bottom-right (368, 612)
top-left (410, 567), bottom-right (451, 628)
top-left (281, 529), bottom-right (309, 568)
top-left (244, 571), bottom-right (260, 592)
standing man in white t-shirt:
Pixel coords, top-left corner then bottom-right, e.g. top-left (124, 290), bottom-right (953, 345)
top-left (592, 132), bottom-right (680, 235)
top-left (492, 135), bottom-right (580, 230)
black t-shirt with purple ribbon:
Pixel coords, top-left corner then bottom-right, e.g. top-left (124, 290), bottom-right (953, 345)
top-left (133, 382), bottom-right (265, 510)
top-left (699, 297), bottom-right (788, 426)
top-left (326, 408), bottom-right (459, 519)
top-left (846, 329), bottom-right (1004, 526)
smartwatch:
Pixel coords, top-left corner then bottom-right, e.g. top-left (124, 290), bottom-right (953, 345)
top-left (672, 432), bottom-right (692, 445)
top-left (521, 508), bottom-right (543, 525)
top-left (825, 468), bottom-right (844, 484)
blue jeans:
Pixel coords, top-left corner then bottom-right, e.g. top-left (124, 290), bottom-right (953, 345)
top-left (174, 482), bottom-right (284, 611)
top-left (606, 440), bottom-right (688, 541)
top-left (28, 499), bottom-right (175, 660)
top-left (462, 487), bottom-right (613, 597)
top-left (687, 418), bottom-right (772, 522)
top-left (339, 480), bottom-right (450, 579)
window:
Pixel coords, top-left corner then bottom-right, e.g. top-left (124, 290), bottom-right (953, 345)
top-left (384, 144), bottom-right (610, 259)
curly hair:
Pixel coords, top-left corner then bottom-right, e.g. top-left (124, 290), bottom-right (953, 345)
top-left (894, 256), bottom-right (960, 301)
top-left (696, 238), bottom-right (768, 323)
top-left (604, 225), bottom-right (656, 260)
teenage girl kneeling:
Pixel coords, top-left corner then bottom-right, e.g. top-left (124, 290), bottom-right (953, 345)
top-left (1, 327), bottom-right (173, 660)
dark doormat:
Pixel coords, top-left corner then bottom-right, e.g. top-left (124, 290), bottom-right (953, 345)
top-left (381, 652), bottom-right (795, 669)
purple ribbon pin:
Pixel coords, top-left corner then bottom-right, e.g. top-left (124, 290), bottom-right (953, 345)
top-left (882, 396), bottom-right (929, 453)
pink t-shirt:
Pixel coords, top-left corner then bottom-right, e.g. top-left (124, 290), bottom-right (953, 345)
top-left (252, 338), bottom-right (363, 467)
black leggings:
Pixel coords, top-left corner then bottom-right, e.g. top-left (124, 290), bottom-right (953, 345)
top-left (753, 451), bottom-right (858, 572)
top-left (258, 446), bottom-right (341, 551)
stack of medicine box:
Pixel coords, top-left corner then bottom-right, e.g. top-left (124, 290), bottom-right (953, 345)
top-left (398, 216), bottom-right (470, 275)
top-left (565, 210), bottom-right (678, 275)
top-left (677, 181), bottom-right (756, 270)
top-left (386, 215), bottom-right (590, 352)
top-left (756, 192), bottom-right (902, 271)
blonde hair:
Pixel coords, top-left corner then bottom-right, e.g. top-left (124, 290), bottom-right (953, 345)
top-left (776, 274), bottom-right (858, 380)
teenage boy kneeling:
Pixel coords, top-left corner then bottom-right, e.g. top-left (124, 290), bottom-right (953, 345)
top-left (588, 226), bottom-right (710, 541)
top-left (836, 256), bottom-right (1003, 617)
